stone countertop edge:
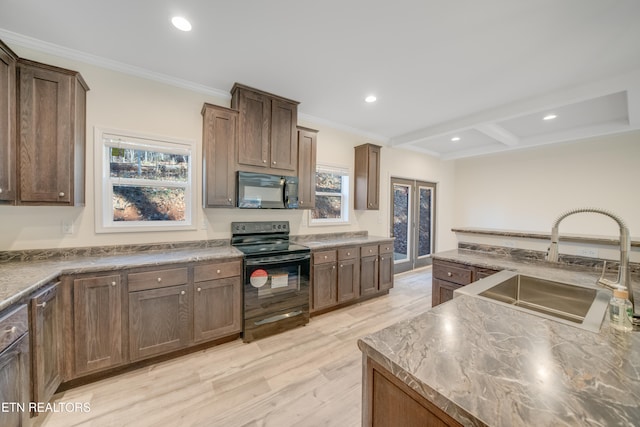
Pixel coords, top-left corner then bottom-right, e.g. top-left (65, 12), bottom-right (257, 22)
top-left (358, 293), bottom-right (640, 426)
top-left (293, 235), bottom-right (393, 250)
top-left (0, 245), bottom-right (244, 313)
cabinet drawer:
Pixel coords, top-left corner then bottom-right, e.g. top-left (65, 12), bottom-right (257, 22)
top-left (338, 247), bottom-right (358, 261)
top-left (314, 250), bottom-right (337, 264)
top-left (433, 262), bottom-right (472, 285)
top-left (194, 260), bottom-right (242, 282)
top-left (0, 305), bottom-right (28, 352)
top-left (128, 267), bottom-right (189, 292)
top-left (361, 245), bottom-right (379, 257)
top-left (475, 268), bottom-right (500, 280)
top-left (379, 243), bottom-right (393, 254)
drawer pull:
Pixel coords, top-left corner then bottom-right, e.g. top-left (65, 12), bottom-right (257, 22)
top-left (37, 301), bottom-right (47, 309)
top-left (180, 291), bottom-right (186, 295)
top-left (111, 281), bottom-right (117, 286)
top-left (381, 257), bottom-right (384, 261)
top-left (447, 272), bottom-right (452, 277)
top-left (369, 249), bottom-right (373, 253)
top-left (5, 326), bottom-right (17, 335)
top-left (197, 287), bottom-right (202, 292)
top-left (217, 269), bottom-right (221, 274)
top-left (332, 265), bottom-right (336, 269)
top-left (58, 192), bottom-right (65, 197)
top-left (324, 255), bottom-right (328, 259)
top-left (347, 252), bottom-right (350, 256)
top-left (157, 277), bottom-right (162, 282)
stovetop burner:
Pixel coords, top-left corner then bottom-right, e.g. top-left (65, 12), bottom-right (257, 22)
top-left (231, 221), bottom-right (309, 258)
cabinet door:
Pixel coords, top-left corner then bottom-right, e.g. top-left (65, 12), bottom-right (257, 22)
top-left (360, 256), bottom-right (379, 296)
top-left (73, 275), bottom-right (123, 376)
top-left (202, 104), bottom-right (237, 207)
top-left (297, 127), bottom-right (317, 209)
top-left (366, 145), bottom-right (380, 209)
top-left (338, 258), bottom-right (359, 303)
top-left (194, 277), bottom-right (241, 343)
top-left (0, 335), bottom-right (30, 427)
top-left (236, 88), bottom-right (270, 168)
top-left (0, 42), bottom-right (17, 203)
top-left (431, 278), bottom-right (460, 307)
top-left (30, 284), bottom-right (63, 407)
top-left (129, 285), bottom-right (191, 362)
top-left (354, 144), bottom-right (381, 210)
top-left (379, 253), bottom-right (394, 292)
top-left (270, 99), bottom-right (297, 172)
top-left (312, 262), bottom-right (337, 311)
top-left (18, 62), bottom-right (73, 204)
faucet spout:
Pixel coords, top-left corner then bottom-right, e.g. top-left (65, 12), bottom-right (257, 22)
top-left (545, 208), bottom-right (633, 310)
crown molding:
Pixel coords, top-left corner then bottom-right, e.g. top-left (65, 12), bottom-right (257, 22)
top-left (0, 28), bottom-right (231, 100)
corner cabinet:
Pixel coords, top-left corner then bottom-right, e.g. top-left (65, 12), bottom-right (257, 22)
top-left (231, 83), bottom-right (299, 175)
top-left (0, 40), bottom-right (17, 204)
top-left (202, 103), bottom-right (238, 208)
top-left (17, 59), bottom-right (88, 206)
top-left (431, 259), bottom-right (499, 307)
top-left (354, 143), bottom-right (381, 210)
top-left (297, 126), bottom-right (317, 209)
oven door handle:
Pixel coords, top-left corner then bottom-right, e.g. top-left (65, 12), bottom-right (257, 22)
top-left (245, 253), bottom-right (310, 266)
top-left (254, 310), bottom-right (304, 326)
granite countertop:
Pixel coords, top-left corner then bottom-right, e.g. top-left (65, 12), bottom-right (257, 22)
top-left (358, 249), bottom-right (640, 426)
top-left (0, 245), bottom-right (243, 312)
top-left (293, 234), bottom-right (393, 250)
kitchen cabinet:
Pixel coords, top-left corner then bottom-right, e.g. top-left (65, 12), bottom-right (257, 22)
top-left (193, 261), bottom-right (242, 343)
top-left (337, 247), bottom-right (359, 303)
top-left (378, 244), bottom-right (394, 292)
top-left (128, 267), bottom-right (190, 361)
top-left (312, 250), bottom-right (338, 311)
top-left (231, 83), bottom-right (299, 175)
top-left (297, 126), bottom-right (317, 209)
top-left (0, 305), bottom-right (30, 427)
top-left (17, 59), bottom-right (88, 206)
top-left (202, 103), bottom-right (238, 208)
top-left (30, 283), bottom-right (63, 412)
top-left (354, 143), bottom-right (381, 210)
top-left (360, 245), bottom-right (379, 297)
top-left (431, 259), bottom-right (499, 307)
top-left (363, 356), bottom-right (463, 427)
top-left (72, 274), bottom-right (124, 376)
top-left (0, 40), bottom-right (17, 204)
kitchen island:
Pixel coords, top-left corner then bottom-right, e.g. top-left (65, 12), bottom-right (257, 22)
top-left (358, 250), bottom-right (640, 426)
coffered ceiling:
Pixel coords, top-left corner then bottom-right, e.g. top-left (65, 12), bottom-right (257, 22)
top-left (1, 0), bottom-right (639, 159)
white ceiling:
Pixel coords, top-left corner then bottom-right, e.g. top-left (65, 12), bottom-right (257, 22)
top-left (1, 0), bottom-right (639, 159)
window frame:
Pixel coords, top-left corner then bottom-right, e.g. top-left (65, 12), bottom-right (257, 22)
top-left (308, 163), bottom-right (351, 226)
top-left (94, 127), bottom-right (196, 233)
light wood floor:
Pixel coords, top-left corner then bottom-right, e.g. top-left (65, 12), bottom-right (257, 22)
top-left (37, 267), bottom-right (433, 427)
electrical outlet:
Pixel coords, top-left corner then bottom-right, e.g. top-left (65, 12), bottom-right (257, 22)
top-left (62, 220), bottom-right (74, 234)
top-left (577, 247), bottom-right (598, 258)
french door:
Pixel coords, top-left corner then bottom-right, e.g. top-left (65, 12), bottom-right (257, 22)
top-left (390, 178), bottom-right (436, 274)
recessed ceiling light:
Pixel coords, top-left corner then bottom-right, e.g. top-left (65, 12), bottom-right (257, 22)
top-left (171, 16), bottom-right (192, 32)
top-left (543, 114), bottom-right (557, 121)
top-left (451, 136), bottom-right (461, 142)
top-left (365, 95), bottom-right (377, 103)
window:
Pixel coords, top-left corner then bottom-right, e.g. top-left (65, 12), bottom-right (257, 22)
top-left (309, 165), bottom-right (350, 225)
top-left (95, 128), bottom-right (195, 233)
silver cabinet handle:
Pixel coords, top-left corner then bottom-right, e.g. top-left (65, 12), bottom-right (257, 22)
top-left (37, 301), bottom-right (47, 308)
top-left (263, 159), bottom-right (267, 163)
top-left (447, 272), bottom-right (452, 277)
top-left (273, 161), bottom-right (277, 165)
top-left (300, 201), bottom-right (304, 205)
top-left (4, 326), bottom-right (17, 335)
top-left (324, 255), bottom-right (327, 259)
top-left (0, 188), bottom-right (3, 194)
top-left (111, 281), bottom-right (117, 286)
top-left (381, 257), bottom-right (384, 261)
top-left (180, 291), bottom-right (186, 295)
top-left (197, 287), bottom-right (202, 292)
top-left (59, 192), bottom-right (65, 197)
top-left (157, 277), bottom-right (162, 282)
top-left (216, 269), bottom-right (221, 274)
top-left (228, 198), bottom-right (232, 202)
top-left (340, 264), bottom-right (343, 268)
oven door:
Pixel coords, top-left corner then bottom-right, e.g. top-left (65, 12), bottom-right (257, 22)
top-left (243, 252), bottom-right (310, 341)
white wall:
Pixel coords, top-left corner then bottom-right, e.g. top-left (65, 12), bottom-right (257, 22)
top-left (453, 132), bottom-right (640, 239)
top-left (0, 46), bottom-right (455, 251)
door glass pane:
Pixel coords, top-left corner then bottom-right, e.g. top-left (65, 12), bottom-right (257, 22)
top-left (393, 184), bottom-right (410, 262)
top-left (418, 187), bottom-right (432, 257)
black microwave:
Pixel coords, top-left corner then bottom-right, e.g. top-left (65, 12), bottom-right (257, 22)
top-left (237, 171), bottom-right (299, 209)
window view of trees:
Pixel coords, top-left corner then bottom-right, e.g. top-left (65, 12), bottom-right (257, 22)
top-left (311, 168), bottom-right (349, 223)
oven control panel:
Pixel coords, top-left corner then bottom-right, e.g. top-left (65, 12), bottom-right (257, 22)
top-left (231, 221), bottom-right (289, 235)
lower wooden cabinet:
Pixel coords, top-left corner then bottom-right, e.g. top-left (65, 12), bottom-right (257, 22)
top-left (0, 305), bottom-right (30, 427)
top-left (378, 244), bottom-right (394, 292)
top-left (129, 284), bottom-right (191, 362)
top-left (72, 274), bottom-right (124, 376)
top-left (30, 283), bottom-right (63, 411)
top-left (431, 259), bottom-right (500, 307)
top-left (337, 247), bottom-right (359, 303)
top-left (312, 250), bottom-right (338, 311)
top-left (360, 246), bottom-right (379, 297)
top-left (363, 357), bottom-right (463, 427)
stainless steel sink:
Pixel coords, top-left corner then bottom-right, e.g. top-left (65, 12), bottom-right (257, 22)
top-left (455, 270), bottom-right (610, 332)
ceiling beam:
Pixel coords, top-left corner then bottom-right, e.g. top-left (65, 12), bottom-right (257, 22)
top-left (474, 123), bottom-right (519, 146)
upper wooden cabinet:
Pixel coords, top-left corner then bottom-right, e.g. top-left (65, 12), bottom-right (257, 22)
top-left (231, 83), bottom-right (299, 175)
top-left (297, 126), bottom-right (317, 209)
top-left (202, 103), bottom-right (238, 208)
top-left (0, 40), bottom-right (17, 204)
top-left (17, 58), bottom-right (88, 206)
top-left (354, 143), bottom-right (381, 210)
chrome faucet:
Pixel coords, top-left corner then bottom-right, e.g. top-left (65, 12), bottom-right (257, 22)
top-left (545, 208), bottom-right (633, 310)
